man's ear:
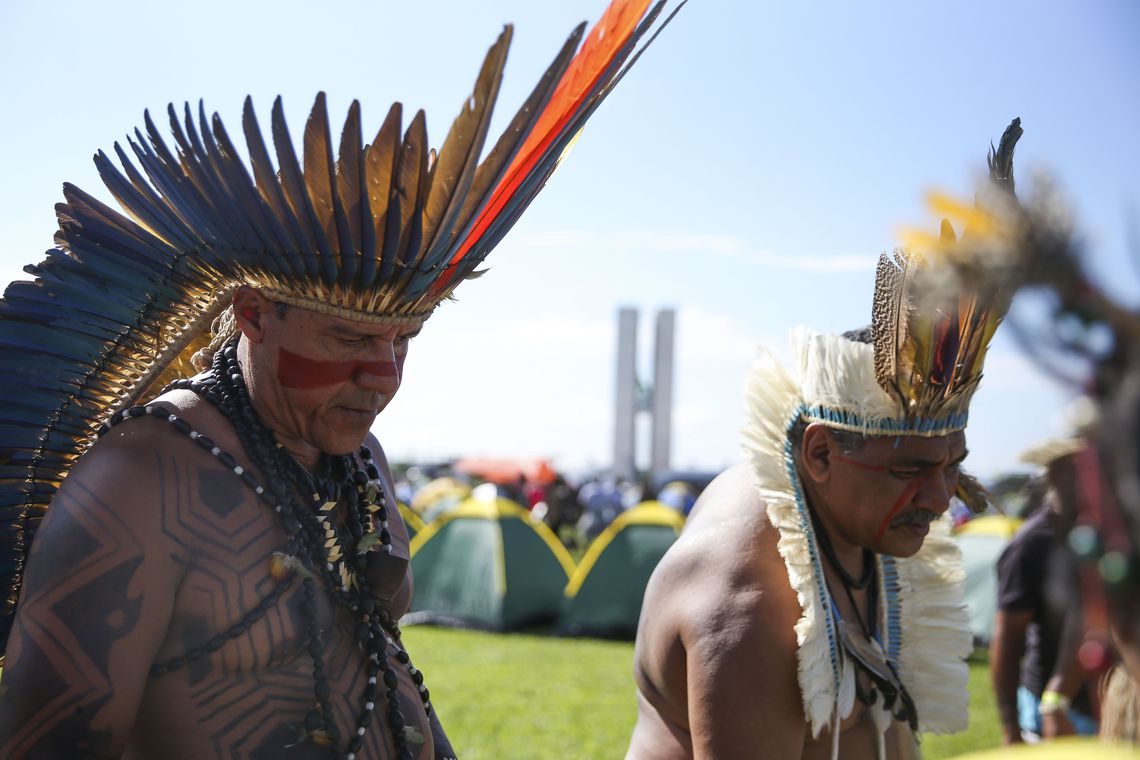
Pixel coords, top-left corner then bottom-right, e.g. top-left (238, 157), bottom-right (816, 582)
top-left (800, 423), bottom-right (835, 485)
top-left (231, 286), bottom-right (273, 342)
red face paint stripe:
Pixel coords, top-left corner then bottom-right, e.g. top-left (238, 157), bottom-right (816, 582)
top-left (874, 480), bottom-right (923, 542)
top-left (277, 347), bottom-right (397, 389)
top-left (833, 455), bottom-right (932, 542)
top-left (833, 454), bottom-right (888, 473)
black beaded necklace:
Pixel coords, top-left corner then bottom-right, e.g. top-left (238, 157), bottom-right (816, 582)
top-left (807, 504), bottom-right (874, 591)
top-left (99, 339), bottom-right (432, 760)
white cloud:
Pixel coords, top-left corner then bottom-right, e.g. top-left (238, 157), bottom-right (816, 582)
top-left (676, 306), bottom-right (765, 362)
top-left (515, 228), bottom-right (875, 274)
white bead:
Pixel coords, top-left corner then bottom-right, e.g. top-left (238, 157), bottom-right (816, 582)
top-left (275, 505), bottom-right (282, 512)
top-left (365, 701), bottom-right (375, 710)
top-left (368, 676), bottom-right (377, 685)
top-left (383, 545), bottom-right (393, 555)
top-left (168, 414), bottom-right (177, 422)
top-left (189, 431), bottom-right (199, 439)
top-left (210, 446), bottom-right (221, 456)
top-left (346, 754), bottom-right (355, 760)
top-left (233, 465), bottom-right (243, 475)
top-left (326, 563), bottom-right (334, 571)
top-left (357, 727), bottom-right (366, 736)
top-left (255, 486), bottom-right (264, 494)
top-left (381, 521), bottom-right (389, 529)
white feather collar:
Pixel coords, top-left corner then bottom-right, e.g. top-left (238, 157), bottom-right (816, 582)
top-left (741, 330), bottom-right (972, 747)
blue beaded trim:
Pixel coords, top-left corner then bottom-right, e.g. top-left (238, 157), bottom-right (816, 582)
top-left (782, 406), bottom-right (843, 694)
top-left (784, 404), bottom-right (915, 703)
top-left (800, 404), bottom-right (968, 437)
top-left (879, 555), bottom-right (902, 664)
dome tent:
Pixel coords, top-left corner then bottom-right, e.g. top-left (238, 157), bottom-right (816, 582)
top-left (398, 503), bottom-right (426, 539)
top-left (560, 501), bottom-right (684, 638)
top-left (408, 495), bottom-right (575, 630)
top-left (954, 514), bottom-right (1023, 645)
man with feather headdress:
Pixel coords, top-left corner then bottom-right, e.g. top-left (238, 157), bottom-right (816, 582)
top-left (626, 120), bottom-right (1023, 760)
top-left (0, 1), bottom-right (680, 757)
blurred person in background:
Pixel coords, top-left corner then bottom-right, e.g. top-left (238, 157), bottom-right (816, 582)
top-left (991, 433), bottom-right (1098, 744)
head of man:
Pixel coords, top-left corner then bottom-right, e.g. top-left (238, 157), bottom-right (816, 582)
top-left (232, 286), bottom-right (424, 462)
top-left (793, 420), bottom-right (966, 558)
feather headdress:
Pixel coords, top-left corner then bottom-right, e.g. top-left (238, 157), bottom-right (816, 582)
top-left (0, 0), bottom-right (682, 654)
top-left (740, 120), bottom-right (1024, 750)
top-left (870, 118), bottom-right (1023, 433)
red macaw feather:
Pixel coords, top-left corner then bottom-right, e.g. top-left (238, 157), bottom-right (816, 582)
top-left (444, 0), bottom-right (652, 271)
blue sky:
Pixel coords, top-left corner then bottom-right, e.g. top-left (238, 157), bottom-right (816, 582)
top-left (1, 1), bottom-right (1138, 480)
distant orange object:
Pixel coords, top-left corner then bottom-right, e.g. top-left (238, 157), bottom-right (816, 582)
top-left (453, 457), bottom-right (557, 485)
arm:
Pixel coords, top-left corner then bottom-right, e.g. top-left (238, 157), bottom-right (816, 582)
top-left (428, 709), bottom-right (456, 759)
top-left (684, 580), bottom-right (807, 759)
top-left (360, 437), bottom-right (453, 757)
top-left (990, 609), bottom-right (1031, 745)
top-left (1040, 573), bottom-right (1088, 739)
top-left (0, 425), bottom-right (187, 758)
top-left (360, 436), bottom-right (413, 615)
top-left (677, 511), bottom-right (807, 760)
top-left (991, 528), bottom-right (1045, 745)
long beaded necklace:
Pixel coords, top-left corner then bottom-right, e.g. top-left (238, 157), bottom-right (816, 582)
top-left (99, 339), bottom-right (434, 759)
top-left (806, 500), bottom-right (917, 725)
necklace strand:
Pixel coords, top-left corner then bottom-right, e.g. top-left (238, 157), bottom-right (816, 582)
top-left (100, 340), bottom-right (433, 759)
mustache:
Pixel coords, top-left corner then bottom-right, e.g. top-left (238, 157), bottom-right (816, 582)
top-left (890, 510), bottom-right (938, 528)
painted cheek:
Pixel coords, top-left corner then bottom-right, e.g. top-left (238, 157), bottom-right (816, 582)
top-left (277, 347), bottom-right (398, 390)
top-left (833, 455), bottom-right (925, 543)
top-left (874, 480), bottom-right (923, 542)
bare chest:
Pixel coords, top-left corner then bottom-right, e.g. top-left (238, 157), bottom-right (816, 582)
top-left (136, 469), bottom-right (427, 758)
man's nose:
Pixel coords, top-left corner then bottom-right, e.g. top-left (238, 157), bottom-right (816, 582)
top-left (352, 347), bottom-right (401, 394)
top-left (914, 468), bottom-right (953, 515)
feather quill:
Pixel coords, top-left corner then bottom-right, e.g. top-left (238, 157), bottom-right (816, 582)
top-left (392, 111), bottom-right (429, 270)
top-left (271, 97), bottom-right (323, 278)
top-left (440, 0), bottom-right (653, 279)
top-left (419, 27), bottom-right (512, 265)
top-left (336, 100), bottom-right (365, 286)
top-left (365, 103), bottom-right (402, 285)
top-left (302, 93), bottom-right (344, 284)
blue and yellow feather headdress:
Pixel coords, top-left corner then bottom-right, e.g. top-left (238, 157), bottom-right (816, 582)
top-left (0, 0), bottom-right (681, 654)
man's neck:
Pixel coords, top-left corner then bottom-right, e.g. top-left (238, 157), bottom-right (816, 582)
top-left (801, 479), bottom-right (869, 582)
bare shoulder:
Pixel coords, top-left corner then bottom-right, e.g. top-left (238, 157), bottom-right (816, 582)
top-left (636, 461), bottom-right (798, 668)
top-left (664, 463), bottom-right (795, 619)
top-left (633, 462), bottom-right (806, 751)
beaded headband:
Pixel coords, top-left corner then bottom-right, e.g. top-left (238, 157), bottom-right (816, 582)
top-left (0, 0), bottom-right (681, 654)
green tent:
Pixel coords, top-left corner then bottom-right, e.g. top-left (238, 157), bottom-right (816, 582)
top-left (954, 514), bottom-right (1023, 645)
top-left (408, 496), bottom-right (576, 630)
top-left (398, 502), bottom-right (426, 540)
top-left (560, 501), bottom-right (685, 638)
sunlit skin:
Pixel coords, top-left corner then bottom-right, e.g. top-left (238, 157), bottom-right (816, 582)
top-left (232, 287), bottom-right (424, 469)
top-left (799, 424), bottom-right (967, 577)
top-left (628, 425), bottom-right (966, 759)
top-left (276, 347), bottom-right (399, 390)
top-left (0, 286), bottom-right (446, 759)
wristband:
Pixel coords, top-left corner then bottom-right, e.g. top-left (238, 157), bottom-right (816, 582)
top-left (1038, 690), bottom-right (1071, 715)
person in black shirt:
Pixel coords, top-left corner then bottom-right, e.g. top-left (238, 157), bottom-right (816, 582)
top-left (991, 444), bottom-right (1098, 744)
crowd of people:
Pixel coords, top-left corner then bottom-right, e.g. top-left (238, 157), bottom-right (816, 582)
top-left (394, 465), bottom-right (707, 551)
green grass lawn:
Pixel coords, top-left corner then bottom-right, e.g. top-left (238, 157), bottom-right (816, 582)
top-left (402, 626), bottom-right (1001, 759)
